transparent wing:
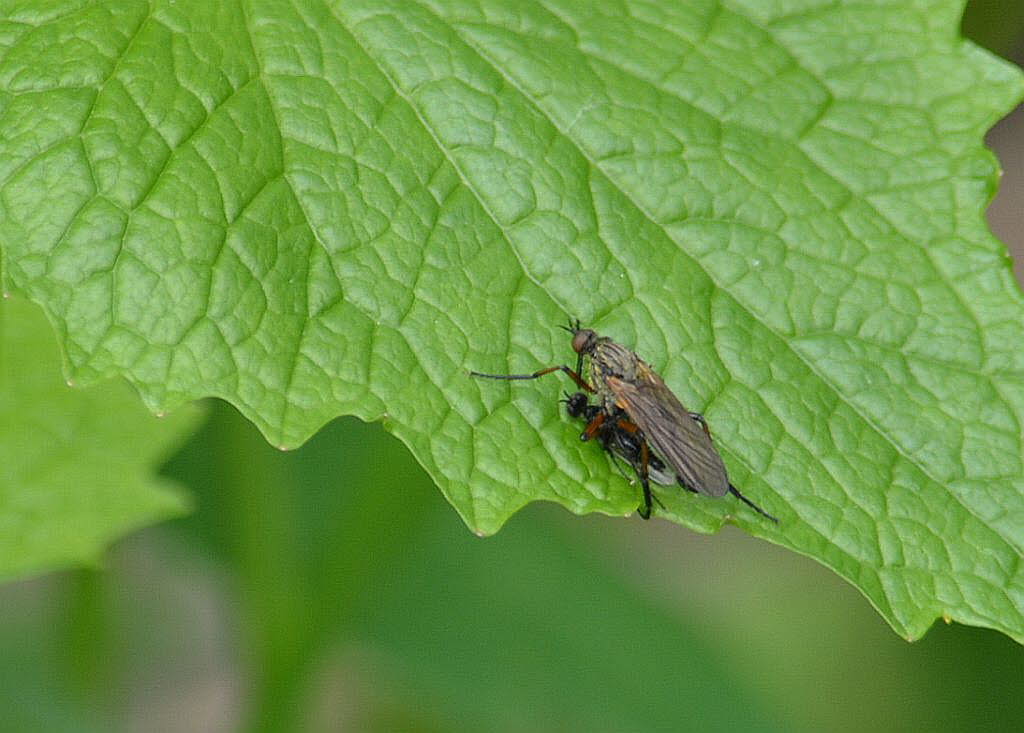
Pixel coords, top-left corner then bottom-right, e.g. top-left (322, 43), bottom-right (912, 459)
top-left (606, 371), bottom-right (730, 497)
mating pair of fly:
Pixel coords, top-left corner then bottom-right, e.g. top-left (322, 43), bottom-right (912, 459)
top-left (471, 320), bottom-right (777, 523)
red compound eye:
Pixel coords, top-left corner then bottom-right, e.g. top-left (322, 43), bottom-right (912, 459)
top-left (571, 329), bottom-right (595, 354)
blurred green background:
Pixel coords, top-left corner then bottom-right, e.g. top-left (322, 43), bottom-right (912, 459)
top-left (3, 4), bottom-right (1024, 732)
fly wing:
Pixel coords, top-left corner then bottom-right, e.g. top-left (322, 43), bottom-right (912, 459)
top-left (605, 370), bottom-right (730, 497)
top-left (605, 420), bottom-right (677, 486)
top-left (639, 450), bottom-right (678, 487)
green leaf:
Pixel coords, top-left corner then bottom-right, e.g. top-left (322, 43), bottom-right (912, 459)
top-left (1, 1), bottom-right (1023, 641)
top-left (0, 296), bottom-right (200, 581)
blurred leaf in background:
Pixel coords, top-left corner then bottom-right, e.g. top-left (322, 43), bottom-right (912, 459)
top-left (0, 296), bottom-right (199, 581)
top-left (3, 399), bottom-right (1024, 731)
top-left (963, 0), bottom-right (1024, 57)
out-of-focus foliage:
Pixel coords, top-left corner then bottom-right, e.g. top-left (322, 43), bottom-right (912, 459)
top-left (2, 400), bottom-right (1023, 731)
top-left (0, 297), bottom-right (199, 580)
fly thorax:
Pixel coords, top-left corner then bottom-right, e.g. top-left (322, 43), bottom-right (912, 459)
top-left (594, 341), bottom-right (640, 381)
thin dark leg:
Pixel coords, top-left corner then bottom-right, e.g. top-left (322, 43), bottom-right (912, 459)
top-left (607, 453), bottom-right (635, 484)
top-left (637, 441), bottom-right (653, 519)
top-left (608, 418), bottom-right (662, 516)
top-left (682, 413), bottom-right (775, 522)
top-left (728, 484), bottom-right (779, 523)
top-left (470, 364), bottom-right (594, 393)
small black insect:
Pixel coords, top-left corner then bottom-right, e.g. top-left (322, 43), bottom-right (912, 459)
top-left (563, 392), bottom-right (777, 522)
top-left (471, 320), bottom-right (777, 522)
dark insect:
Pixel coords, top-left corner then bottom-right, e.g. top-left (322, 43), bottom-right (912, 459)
top-left (561, 391), bottom-right (669, 518)
top-left (562, 392), bottom-right (777, 522)
top-left (471, 320), bottom-right (777, 522)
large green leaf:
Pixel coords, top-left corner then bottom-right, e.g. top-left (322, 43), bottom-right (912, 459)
top-left (1, 1), bottom-right (1023, 640)
top-left (0, 297), bottom-right (200, 581)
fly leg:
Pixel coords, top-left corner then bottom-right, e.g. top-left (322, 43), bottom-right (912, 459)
top-left (579, 410), bottom-right (605, 442)
top-left (470, 364), bottom-right (594, 393)
top-left (689, 411), bottom-right (710, 437)
top-left (689, 413), bottom-right (779, 523)
top-left (615, 418), bottom-right (664, 518)
top-left (637, 440), bottom-right (653, 520)
top-left (607, 452), bottom-right (637, 485)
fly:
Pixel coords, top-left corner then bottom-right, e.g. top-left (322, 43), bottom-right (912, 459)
top-left (471, 320), bottom-right (777, 522)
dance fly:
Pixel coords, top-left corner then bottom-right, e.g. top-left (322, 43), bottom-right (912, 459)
top-left (471, 320), bottom-right (777, 522)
